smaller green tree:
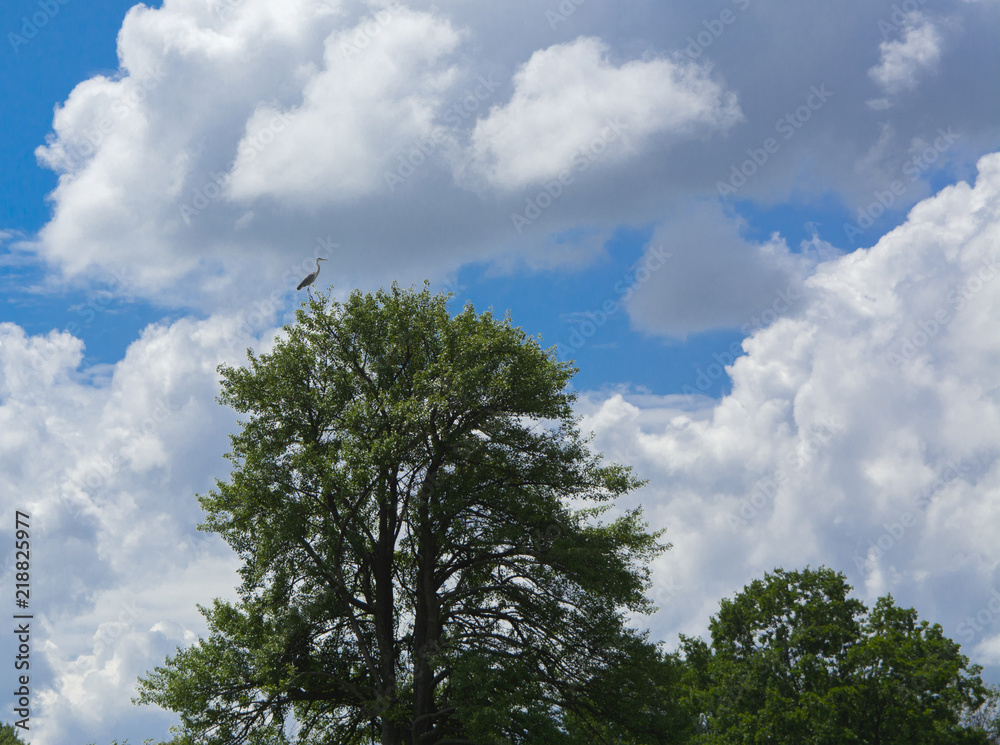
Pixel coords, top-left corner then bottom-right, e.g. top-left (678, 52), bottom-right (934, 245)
top-left (844, 596), bottom-right (993, 743)
top-left (682, 567), bottom-right (995, 745)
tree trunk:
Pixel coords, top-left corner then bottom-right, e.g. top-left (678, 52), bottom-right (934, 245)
top-left (378, 476), bottom-right (402, 745)
top-left (411, 467), bottom-right (440, 744)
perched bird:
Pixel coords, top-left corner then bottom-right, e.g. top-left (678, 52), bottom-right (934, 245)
top-left (297, 258), bottom-right (328, 297)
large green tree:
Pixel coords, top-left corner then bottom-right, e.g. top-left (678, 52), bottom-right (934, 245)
top-left (681, 566), bottom-right (997, 744)
top-left (136, 285), bottom-right (679, 744)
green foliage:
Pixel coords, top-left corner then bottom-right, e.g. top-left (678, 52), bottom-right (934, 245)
top-left (84, 735), bottom-right (194, 745)
top-left (682, 566), bottom-right (996, 744)
top-left (0, 722), bottom-right (25, 745)
top-left (962, 684), bottom-right (1000, 743)
top-left (136, 285), bottom-right (672, 744)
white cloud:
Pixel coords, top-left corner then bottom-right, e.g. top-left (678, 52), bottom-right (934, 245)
top-left (974, 632), bottom-right (1000, 665)
top-left (583, 152), bottom-right (1000, 656)
top-left (227, 6), bottom-right (462, 204)
top-left (35, 554), bottom-right (241, 744)
top-left (868, 12), bottom-right (942, 101)
top-left (26, 0), bottom-right (471, 302)
top-left (33, 0), bottom-right (352, 294)
top-left (467, 36), bottom-right (742, 190)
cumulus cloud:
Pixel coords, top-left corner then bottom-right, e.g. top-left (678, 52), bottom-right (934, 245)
top-left (584, 152), bottom-right (1000, 656)
top-left (34, 553), bottom-right (241, 744)
top-left (227, 6), bottom-right (462, 204)
top-left (33, 0), bottom-right (352, 294)
top-left (974, 633), bottom-right (1000, 665)
top-left (466, 36), bottom-right (742, 190)
top-left (868, 12), bottom-right (942, 104)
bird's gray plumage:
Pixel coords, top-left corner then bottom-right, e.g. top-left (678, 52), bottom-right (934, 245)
top-left (297, 258), bottom-right (327, 291)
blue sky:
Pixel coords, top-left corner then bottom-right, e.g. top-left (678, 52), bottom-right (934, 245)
top-left (2, 0), bottom-right (166, 364)
top-left (2, 0), bottom-right (1000, 742)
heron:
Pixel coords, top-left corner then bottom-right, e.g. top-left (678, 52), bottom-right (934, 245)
top-left (297, 258), bottom-right (328, 297)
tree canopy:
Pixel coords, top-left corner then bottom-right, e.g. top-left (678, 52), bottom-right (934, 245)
top-left (136, 285), bottom-right (676, 744)
top-left (680, 567), bottom-right (999, 744)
